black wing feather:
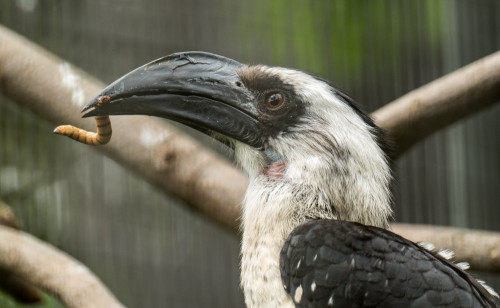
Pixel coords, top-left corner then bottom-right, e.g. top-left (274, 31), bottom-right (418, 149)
top-left (280, 220), bottom-right (499, 308)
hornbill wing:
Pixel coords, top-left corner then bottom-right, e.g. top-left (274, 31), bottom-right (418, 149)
top-left (280, 220), bottom-right (499, 308)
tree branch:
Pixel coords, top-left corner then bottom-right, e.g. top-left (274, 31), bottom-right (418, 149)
top-left (0, 200), bottom-right (123, 306)
top-left (0, 201), bottom-right (21, 230)
top-left (1, 25), bottom-right (500, 272)
top-left (0, 24), bottom-right (246, 233)
top-left (0, 269), bottom-right (42, 304)
top-left (372, 51), bottom-right (500, 158)
top-left (392, 224), bottom-right (500, 272)
top-left (0, 225), bottom-right (125, 308)
top-left (0, 201), bottom-right (42, 304)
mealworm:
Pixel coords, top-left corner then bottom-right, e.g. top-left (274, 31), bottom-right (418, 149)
top-left (53, 96), bottom-right (112, 146)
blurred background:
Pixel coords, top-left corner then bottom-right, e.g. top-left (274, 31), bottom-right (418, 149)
top-left (0, 0), bottom-right (499, 307)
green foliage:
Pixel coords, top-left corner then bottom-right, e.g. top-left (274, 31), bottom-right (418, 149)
top-left (228, 0), bottom-right (445, 85)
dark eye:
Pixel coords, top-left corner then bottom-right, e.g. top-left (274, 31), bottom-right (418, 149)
top-left (265, 92), bottom-right (284, 110)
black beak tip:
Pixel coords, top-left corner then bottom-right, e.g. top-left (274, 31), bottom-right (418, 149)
top-left (81, 111), bottom-right (95, 118)
top-left (80, 94), bottom-right (113, 117)
top-left (80, 103), bottom-right (98, 118)
top-left (81, 99), bottom-right (97, 113)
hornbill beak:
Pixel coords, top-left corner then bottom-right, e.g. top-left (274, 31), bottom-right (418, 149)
top-left (81, 52), bottom-right (263, 148)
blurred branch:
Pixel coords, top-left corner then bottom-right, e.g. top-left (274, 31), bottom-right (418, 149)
top-left (392, 224), bottom-right (500, 272)
top-left (0, 200), bottom-right (21, 230)
top-left (0, 200), bottom-right (123, 306)
top-left (0, 201), bottom-right (42, 304)
top-left (0, 225), bottom-right (125, 308)
top-left (1, 25), bottom-right (500, 273)
top-left (0, 269), bottom-right (42, 304)
top-left (372, 51), bottom-right (500, 158)
top-left (0, 24), bottom-right (246, 234)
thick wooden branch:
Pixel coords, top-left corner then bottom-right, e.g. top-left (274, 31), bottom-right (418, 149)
top-left (0, 25), bottom-right (246, 233)
top-left (0, 225), bottom-right (125, 308)
top-left (372, 50), bottom-right (500, 158)
top-left (1, 25), bottom-right (500, 273)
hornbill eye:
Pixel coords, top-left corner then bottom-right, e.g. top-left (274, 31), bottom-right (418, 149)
top-left (265, 92), bottom-right (284, 110)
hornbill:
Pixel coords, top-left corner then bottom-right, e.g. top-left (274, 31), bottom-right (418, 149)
top-left (82, 52), bottom-right (499, 307)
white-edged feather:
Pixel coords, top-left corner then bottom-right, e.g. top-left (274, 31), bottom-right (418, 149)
top-left (417, 241), bottom-right (436, 252)
top-left (418, 242), bottom-right (497, 299)
top-left (455, 261), bottom-right (470, 271)
top-left (477, 279), bottom-right (500, 298)
top-left (437, 249), bottom-right (455, 260)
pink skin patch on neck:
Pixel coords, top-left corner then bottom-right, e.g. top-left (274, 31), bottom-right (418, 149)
top-left (263, 161), bottom-right (286, 180)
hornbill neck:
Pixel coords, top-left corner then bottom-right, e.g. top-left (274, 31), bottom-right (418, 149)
top-left (238, 108), bottom-right (392, 307)
top-left (234, 68), bottom-right (392, 306)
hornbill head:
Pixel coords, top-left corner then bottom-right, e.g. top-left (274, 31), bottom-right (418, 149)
top-left (83, 51), bottom-right (392, 228)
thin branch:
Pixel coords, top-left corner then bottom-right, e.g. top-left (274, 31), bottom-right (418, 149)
top-left (0, 225), bottom-right (125, 308)
top-left (392, 224), bottom-right (500, 272)
top-left (372, 50), bottom-right (500, 158)
top-left (1, 25), bottom-right (500, 272)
